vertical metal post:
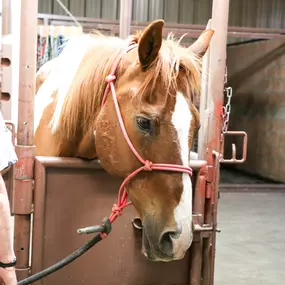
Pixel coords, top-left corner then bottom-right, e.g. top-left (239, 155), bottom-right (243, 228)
top-left (13, 0), bottom-right (38, 281)
top-left (0, 1), bottom-right (3, 111)
top-left (198, 19), bottom-right (212, 159)
top-left (202, 0), bottom-right (230, 284)
top-left (119, 0), bottom-right (132, 39)
top-left (2, 0), bottom-right (11, 35)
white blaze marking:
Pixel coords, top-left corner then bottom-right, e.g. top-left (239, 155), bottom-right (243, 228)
top-left (171, 91), bottom-right (193, 258)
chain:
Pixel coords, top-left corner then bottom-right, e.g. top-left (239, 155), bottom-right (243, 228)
top-left (222, 86), bottom-right (232, 133)
top-left (221, 66), bottom-right (232, 134)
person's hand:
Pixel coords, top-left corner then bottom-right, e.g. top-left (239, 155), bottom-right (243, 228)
top-left (0, 267), bottom-right (17, 285)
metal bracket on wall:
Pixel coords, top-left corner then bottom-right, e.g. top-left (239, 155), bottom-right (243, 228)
top-left (220, 131), bottom-right (248, 164)
top-left (192, 214), bottom-right (221, 240)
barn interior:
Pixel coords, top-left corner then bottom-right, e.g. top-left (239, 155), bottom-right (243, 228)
top-left (1, 1), bottom-right (285, 285)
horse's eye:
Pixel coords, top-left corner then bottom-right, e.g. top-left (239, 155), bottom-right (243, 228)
top-left (136, 116), bottom-right (152, 133)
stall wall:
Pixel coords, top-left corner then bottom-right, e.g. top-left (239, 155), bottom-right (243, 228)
top-left (226, 39), bottom-right (285, 182)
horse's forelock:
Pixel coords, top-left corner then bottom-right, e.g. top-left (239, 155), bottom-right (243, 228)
top-left (135, 35), bottom-right (202, 105)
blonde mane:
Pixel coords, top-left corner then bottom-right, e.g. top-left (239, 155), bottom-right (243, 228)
top-left (49, 31), bottom-right (202, 144)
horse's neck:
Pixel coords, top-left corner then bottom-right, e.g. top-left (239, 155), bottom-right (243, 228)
top-left (75, 128), bottom-right (97, 159)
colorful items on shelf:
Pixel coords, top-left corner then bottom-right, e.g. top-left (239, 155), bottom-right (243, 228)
top-left (37, 25), bottom-right (83, 70)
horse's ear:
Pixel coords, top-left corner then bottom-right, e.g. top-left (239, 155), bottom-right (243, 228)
top-left (138, 19), bottom-right (164, 68)
top-left (188, 29), bottom-right (214, 57)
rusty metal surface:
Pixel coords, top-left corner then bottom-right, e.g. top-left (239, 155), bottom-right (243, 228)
top-left (189, 167), bottom-right (206, 285)
top-left (13, 215), bottom-right (32, 269)
top-left (14, 268), bottom-right (30, 281)
top-left (14, 146), bottom-right (35, 179)
top-left (13, 179), bottom-right (33, 214)
top-left (31, 157), bottom-right (193, 285)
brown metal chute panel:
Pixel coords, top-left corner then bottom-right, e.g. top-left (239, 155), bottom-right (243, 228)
top-left (32, 157), bottom-right (192, 285)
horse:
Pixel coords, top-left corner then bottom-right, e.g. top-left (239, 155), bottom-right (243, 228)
top-left (34, 19), bottom-right (214, 262)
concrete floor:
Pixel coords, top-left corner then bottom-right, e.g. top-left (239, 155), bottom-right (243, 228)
top-left (215, 191), bottom-right (285, 285)
top-left (220, 168), bottom-right (282, 185)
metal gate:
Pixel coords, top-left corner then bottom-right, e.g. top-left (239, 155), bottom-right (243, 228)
top-left (1, 0), bottom-right (247, 284)
top-left (29, 157), bottom-right (210, 285)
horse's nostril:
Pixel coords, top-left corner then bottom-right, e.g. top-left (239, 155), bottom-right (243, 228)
top-left (169, 231), bottom-right (180, 240)
top-left (159, 230), bottom-right (181, 257)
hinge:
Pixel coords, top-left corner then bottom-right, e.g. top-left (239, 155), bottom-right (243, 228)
top-left (14, 145), bottom-right (35, 179)
top-left (206, 165), bottom-right (213, 183)
top-left (12, 145), bottom-right (35, 275)
top-left (12, 145), bottom-right (35, 214)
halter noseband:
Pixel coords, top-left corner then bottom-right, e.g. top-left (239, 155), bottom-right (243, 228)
top-left (100, 38), bottom-right (193, 237)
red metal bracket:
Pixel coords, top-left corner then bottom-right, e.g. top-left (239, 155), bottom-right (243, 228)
top-left (220, 131), bottom-right (248, 164)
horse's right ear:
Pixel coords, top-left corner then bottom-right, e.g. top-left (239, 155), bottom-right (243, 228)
top-left (188, 29), bottom-right (215, 58)
top-left (138, 19), bottom-right (164, 69)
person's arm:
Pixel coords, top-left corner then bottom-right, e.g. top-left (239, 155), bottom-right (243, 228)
top-left (0, 174), bottom-right (17, 285)
top-left (0, 112), bottom-right (18, 285)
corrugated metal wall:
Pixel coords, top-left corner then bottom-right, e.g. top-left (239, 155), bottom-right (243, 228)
top-left (38, 0), bottom-right (285, 28)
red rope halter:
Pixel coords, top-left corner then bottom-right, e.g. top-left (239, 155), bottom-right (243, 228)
top-left (100, 38), bottom-right (193, 237)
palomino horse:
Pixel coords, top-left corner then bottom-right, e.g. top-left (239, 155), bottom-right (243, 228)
top-left (34, 19), bottom-right (214, 262)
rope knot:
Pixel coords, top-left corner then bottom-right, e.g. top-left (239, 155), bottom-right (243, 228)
top-left (106, 75), bottom-right (116, 83)
top-left (144, 160), bottom-right (153, 171)
top-left (112, 204), bottom-right (122, 217)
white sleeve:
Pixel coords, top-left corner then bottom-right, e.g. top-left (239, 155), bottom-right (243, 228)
top-left (0, 112), bottom-right (18, 171)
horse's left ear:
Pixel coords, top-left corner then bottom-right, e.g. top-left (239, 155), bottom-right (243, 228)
top-left (188, 29), bottom-right (215, 57)
top-left (138, 19), bottom-right (164, 68)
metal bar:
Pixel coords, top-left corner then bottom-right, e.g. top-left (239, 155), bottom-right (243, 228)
top-left (13, 0), bottom-right (38, 281)
top-left (33, 156), bottom-right (207, 171)
top-left (190, 167), bottom-right (207, 285)
top-left (37, 13), bottom-right (285, 40)
top-left (220, 183), bottom-right (285, 189)
top-left (30, 160), bottom-right (46, 285)
top-left (37, 13), bottom-right (285, 35)
top-left (48, 18), bottom-right (285, 40)
top-left (202, 0), bottom-right (230, 284)
top-left (2, 0), bottom-right (11, 35)
top-left (119, 0), bottom-right (132, 39)
top-left (198, 19), bottom-right (212, 159)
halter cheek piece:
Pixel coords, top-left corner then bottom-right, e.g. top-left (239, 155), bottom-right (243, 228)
top-left (99, 37), bottom-right (193, 237)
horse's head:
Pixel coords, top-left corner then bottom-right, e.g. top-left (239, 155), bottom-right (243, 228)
top-left (95, 20), bottom-right (214, 262)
